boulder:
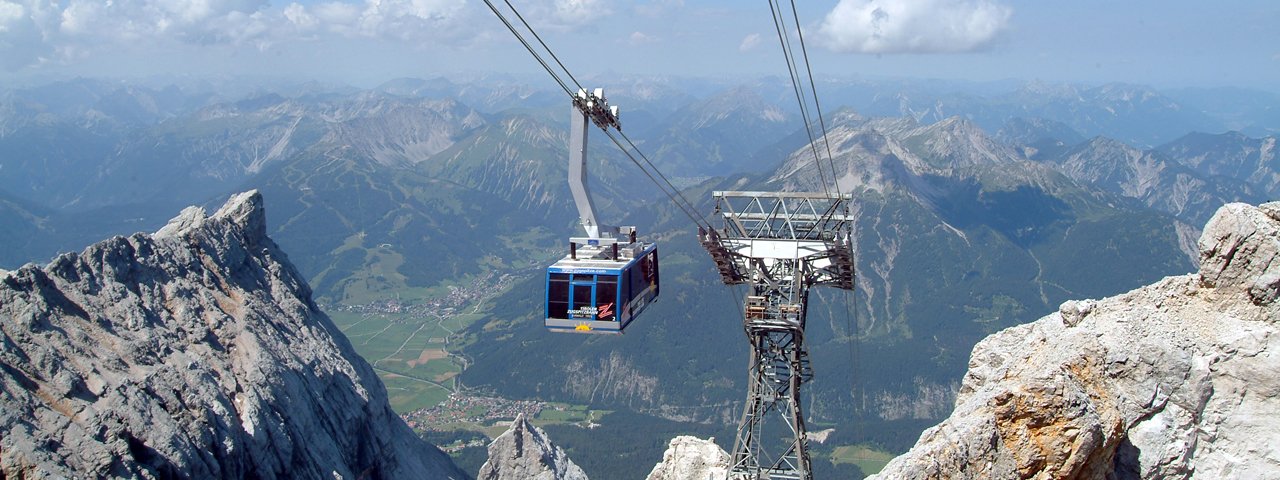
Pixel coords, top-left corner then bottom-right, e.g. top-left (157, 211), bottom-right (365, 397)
top-left (646, 436), bottom-right (730, 480)
top-left (868, 202), bottom-right (1280, 479)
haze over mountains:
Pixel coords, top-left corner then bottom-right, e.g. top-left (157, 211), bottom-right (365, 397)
top-left (2, 74), bottom-right (1278, 478)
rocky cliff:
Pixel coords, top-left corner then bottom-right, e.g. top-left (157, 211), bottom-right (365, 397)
top-left (868, 201), bottom-right (1280, 479)
top-left (0, 191), bottom-right (466, 479)
top-left (477, 414), bottom-right (588, 480)
top-left (645, 436), bottom-right (730, 480)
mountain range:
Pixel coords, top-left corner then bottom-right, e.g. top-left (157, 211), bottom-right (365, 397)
top-left (2, 75), bottom-right (1278, 478)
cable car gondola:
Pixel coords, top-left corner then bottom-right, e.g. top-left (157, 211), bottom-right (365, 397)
top-left (544, 89), bottom-right (660, 334)
top-left (544, 236), bottom-right (659, 334)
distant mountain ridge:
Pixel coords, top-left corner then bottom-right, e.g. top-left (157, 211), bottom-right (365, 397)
top-left (1, 77), bottom-right (1274, 215)
top-left (645, 85), bottom-right (798, 175)
top-left (457, 97), bottom-right (1196, 473)
top-left (1042, 136), bottom-right (1263, 227)
top-left (1156, 131), bottom-right (1280, 195)
top-left (858, 81), bottom-right (1224, 147)
top-left (0, 89), bottom-right (490, 213)
top-left (991, 127), bottom-right (1278, 236)
top-left (2, 76), bottom-right (1278, 478)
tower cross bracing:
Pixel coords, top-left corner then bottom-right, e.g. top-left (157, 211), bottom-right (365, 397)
top-left (699, 191), bottom-right (854, 480)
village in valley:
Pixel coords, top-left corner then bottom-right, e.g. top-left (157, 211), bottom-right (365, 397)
top-left (322, 264), bottom-right (606, 452)
top-left (402, 392), bottom-right (545, 429)
top-left (325, 271), bottom-right (518, 320)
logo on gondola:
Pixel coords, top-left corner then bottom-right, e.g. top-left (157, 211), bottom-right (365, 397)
top-left (569, 304), bottom-right (616, 320)
top-left (575, 323), bottom-right (592, 331)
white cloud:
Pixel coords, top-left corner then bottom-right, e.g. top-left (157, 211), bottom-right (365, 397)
top-left (350, 0), bottom-right (467, 40)
top-left (282, 3), bottom-right (319, 31)
top-left (0, 1), bottom-right (57, 68)
top-left (816, 0), bottom-right (1011, 54)
top-left (0, 0), bottom-right (618, 73)
top-left (58, 0), bottom-right (271, 42)
top-left (0, 0), bottom-right (482, 71)
top-left (508, 0), bottom-right (612, 31)
top-left (0, 1), bottom-right (24, 31)
top-left (635, 0), bottom-right (682, 18)
top-left (739, 33), bottom-right (761, 52)
top-left (554, 0), bottom-right (598, 25)
top-left (628, 31), bottom-right (656, 46)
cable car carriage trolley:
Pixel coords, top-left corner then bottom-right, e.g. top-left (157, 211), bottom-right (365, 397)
top-left (545, 236), bottom-right (659, 334)
top-left (544, 89), bottom-right (660, 334)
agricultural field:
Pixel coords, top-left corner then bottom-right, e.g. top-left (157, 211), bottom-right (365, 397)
top-left (319, 224), bottom-right (565, 413)
top-left (330, 310), bottom-right (475, 411)
top-left (831, 444), bottom-right (896, 476)
top-left (325, 261), bottom-right (522, 412)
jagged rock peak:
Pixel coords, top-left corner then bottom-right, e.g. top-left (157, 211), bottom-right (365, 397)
top-left (0, 191), bottom-right (465, 479)
top-left (477, 413), bottom-right (588, 480)
top-left (645, 436), bottom-right (729, 480)
top-left (155, 190), bottom-right (265, 241)
top-left (868, 201), bottom-right (1280, 479)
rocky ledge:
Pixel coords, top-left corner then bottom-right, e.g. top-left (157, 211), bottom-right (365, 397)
top-left (868, 201), bottom-right (1280, 479)
top-left (0, 191), bottom-right (466, 479)
top-left (645, 436), bottom-right (730, 480)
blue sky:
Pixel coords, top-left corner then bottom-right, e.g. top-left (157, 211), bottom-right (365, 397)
top-left (0, 0), bottom-right (1276, 90)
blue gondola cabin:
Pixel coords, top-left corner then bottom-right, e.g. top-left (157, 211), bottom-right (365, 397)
top-left (545, 242), bottom-right (659, 334)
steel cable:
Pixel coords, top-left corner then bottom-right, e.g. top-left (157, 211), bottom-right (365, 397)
top-left (768, 0), bottom-right (832, 197)
top-left (788, 0), bottom-right (842, 196)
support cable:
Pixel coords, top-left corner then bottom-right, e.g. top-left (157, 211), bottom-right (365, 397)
top-left (616, 130), bottom-right (713, 229)
top-left (788, 0), bottom-right (842, 196)
top-left (751, 6), bottom-right (856, 479)
top-left (482, 0), bottom-right (713, 233)
top-left (602, 129), bottom-right (712, 231)
top-left (500, 0), bottom-right (588, 96)
top-left (767, 0), bottom-right (831, 196)
top-left (481, 0), bottom-right (574, 97)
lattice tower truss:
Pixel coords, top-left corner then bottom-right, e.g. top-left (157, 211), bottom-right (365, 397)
top-left (699, 191), bottom-right (855, 480)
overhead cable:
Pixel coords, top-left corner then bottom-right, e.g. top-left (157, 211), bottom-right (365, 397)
top-left (481, 0), bottom-right (574, 97)
top-left (604, 129), bottom-right (713, 231)
top-left (616, 130), bottom-right (713, 229)
top-left (499, 0), bottom-right (588, 96)
top-left (768, 0), bottom-right (832, 197)
top-left (483, 0), bottom-right (713, 232)
top-left (788, 0), bottom-right (842, 196)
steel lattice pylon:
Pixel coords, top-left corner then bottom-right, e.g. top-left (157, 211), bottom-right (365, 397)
top-left (699, 191), bottom-right (854, 480)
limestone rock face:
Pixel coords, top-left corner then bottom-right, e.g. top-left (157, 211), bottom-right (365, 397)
top-left (1199, 202), bottom-right (1280, 304)
top-left (477, 414), bottom-right (588, 480)
top-left (868, 201), bottom-right (1280, 479)
top-left (645, 436), bottom-right (729, 480)
top-left (0, 191), bottom-right (466, 479)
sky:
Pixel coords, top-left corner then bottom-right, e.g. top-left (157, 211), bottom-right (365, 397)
top-left (0, 0), bottom-right (1277, 90)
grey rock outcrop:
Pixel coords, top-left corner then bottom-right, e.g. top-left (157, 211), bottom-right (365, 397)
top-left (645, 436), bottom-right (729, 480)
top-left (477, 414), bottom-right (588, 480)
top-left (0, 191), bottom-right (466, 479)
top-left (868, 201), bottom-right (1280, 479)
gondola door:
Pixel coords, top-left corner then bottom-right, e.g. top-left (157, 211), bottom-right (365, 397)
top-left (568, 277), bottom-right (596, 320)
